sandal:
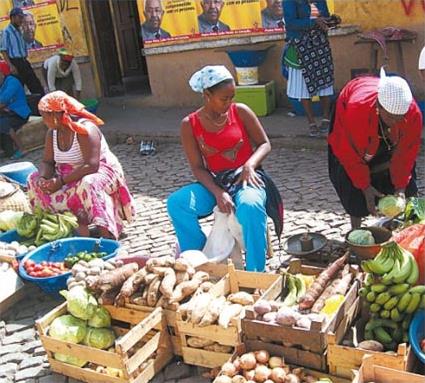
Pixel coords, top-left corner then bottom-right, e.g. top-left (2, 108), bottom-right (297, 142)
top-left (320, 118), bottom-right (331, 136)
top-left (308, 123), bottom-right (320, 138)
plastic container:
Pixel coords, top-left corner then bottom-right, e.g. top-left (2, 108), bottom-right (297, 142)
top-left (234, 80), bottom-right (276, 116)
top-left (81, 98), bottom-right (99, 114)
top-left (19, 237), bottom-right (120, 295)
top-left (235, 66), bottom-right (259, 85)
top-left (0, 229), bottom-right (29, 261)
top-left (0, 162), bottom-right (37, 187)
top-left (409, 310), bottom-right (425, 364)
top-left (226, 49), bottom-right (270, 68)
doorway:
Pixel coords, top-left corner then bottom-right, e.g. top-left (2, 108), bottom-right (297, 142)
top-left (87, 0), bottom-right (149, 97)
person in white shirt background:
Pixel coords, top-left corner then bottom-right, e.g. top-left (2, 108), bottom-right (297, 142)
top-left (419, 46), bottom-right (425, 82)
top-left (42, 48), bottom-right (82, 100)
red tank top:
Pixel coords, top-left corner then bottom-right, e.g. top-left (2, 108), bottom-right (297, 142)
top-left (189, 104), bottom-right (254, 173)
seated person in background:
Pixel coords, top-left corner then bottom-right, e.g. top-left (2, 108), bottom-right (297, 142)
top-left (43, 49), bottom-right (82, 100)
top-left (198, 0), bottom-right (230, 33)
top-left (0, 64), bottom-right (31, 159)
top-left (28, 91), bottom-right (135, 239)
top-left (261, 0), bottom-right (285, 29)
top-left (167, 66), bottom-right (283, 272)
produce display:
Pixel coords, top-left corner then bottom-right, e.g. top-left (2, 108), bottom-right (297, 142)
top-left (359, 241), bottom-right (424, 350)
top-left (64, 250), bottom-right (108, 268)
top-left (214, 350), bottom-right (331, 383)
top-left (17, 208), bottom-right (79, 246)
top-left (0, 210), bottom-right (24, 232)
top-left (403, 197), bottom-right (425, 225)
top-left (378, 195), bottom-right (406, 218)
top-left (0, 240), bottom-right (35, 259)
top-left (252, 254), bottom-right (354, 330)
top-left (23, 259), bottom-right (68, 278)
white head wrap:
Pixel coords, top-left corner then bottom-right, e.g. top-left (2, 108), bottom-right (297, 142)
top-left (189, 65), bottom-right (233, 93)
top-left (377, 67), bottom-right (412, 115)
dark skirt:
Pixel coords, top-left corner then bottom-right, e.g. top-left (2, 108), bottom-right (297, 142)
top-left (328, 147), bottom-right (418, 217)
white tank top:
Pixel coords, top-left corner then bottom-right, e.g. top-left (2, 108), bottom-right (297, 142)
top-left (53, 130), bottom-right (84, 164)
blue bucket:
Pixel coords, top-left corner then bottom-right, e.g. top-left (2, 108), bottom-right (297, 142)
top-left (226, 49), bottom-right (270, 68)
top-left (0, 162), bottom-right (37, 187)
top-left (19, 237), bottom-right (120, 296)
top-left (82, 99), bottom-right (99, 114)
top-left (409, 310), bottom-right (425, 364)
top-left (0, 229), bottom-right (29, 261)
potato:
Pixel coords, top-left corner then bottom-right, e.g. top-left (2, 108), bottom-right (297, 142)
top-left (358, 340), bottom-right (384, 352)
top-left (253, 300), bottom-right (272, 315)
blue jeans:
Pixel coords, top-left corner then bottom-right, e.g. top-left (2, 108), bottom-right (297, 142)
top-left (167, 183), bottom-right (267, 272)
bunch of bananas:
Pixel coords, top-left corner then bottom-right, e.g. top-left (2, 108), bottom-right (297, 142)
top-left (282, 273), bottom-right (307, 306)
top-left (16, 208), bottom-right (79, 246)
top-left (359, 241), bottom-right (424, 350)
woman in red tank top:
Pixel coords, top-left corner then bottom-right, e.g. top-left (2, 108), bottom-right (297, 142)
top-left (167, 65), bottom-right (278, 272)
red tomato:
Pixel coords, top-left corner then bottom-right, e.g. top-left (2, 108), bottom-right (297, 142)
top-left (34, 264), bottom-right (43, 272)
top-left (41, 261), bottom-right (47, 266)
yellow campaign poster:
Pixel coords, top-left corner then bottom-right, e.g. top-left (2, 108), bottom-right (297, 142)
top-left (137, 0), bottom-right (199, 45)
top-left (258, 0), bottom-right (284, 31)
top-left (0, 2), bottom-right (12, 18)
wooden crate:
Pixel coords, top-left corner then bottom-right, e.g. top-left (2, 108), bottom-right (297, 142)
top-left (177, 262), bottom-right (282, 368)
top-left (242, 259), bottom-right (361, 370)
top-left (36, 303), bottom-right (173, 383)
top-left (213, 342), bottom-right (351, 383)
top-left (352, 354), bottom-right (424, 383)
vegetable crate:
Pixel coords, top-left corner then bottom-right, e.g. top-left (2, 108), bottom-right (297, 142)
top-left (36, 303), bottom-right (173, 383)
top-left (213, 342), bottom-right (351, 383)
top-left (177, 262), bottom-right (282, 368)
top-left (242, 259), bottom-right (362, 371)
top-left (327, 319), bottom-right (412, 379)
top-left (352, 354), bottom-right (423, 383)
top-left (123, 261), bottom-right (230, 356)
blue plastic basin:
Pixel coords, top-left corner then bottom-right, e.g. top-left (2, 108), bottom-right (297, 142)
top-left (0, 162), bottom-right (37, 187)
top-left (19, 237), bottom-right (120, 296)
top-left (226, 50), bottom-right (269, 68)
top-left (409, 310), bottom-right (425, 364)
top-left (0, 229), bottom-right (29, 261)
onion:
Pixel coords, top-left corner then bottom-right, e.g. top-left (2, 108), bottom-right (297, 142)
top-left (222, 362), bottom-right (237, 377)
top-left (264, 380), bottom-right (274, 383)
top-left (270, 301), bottom-right (280, 312)
top-left (240, 353), bottom-right (256, 370)
top-left (231, 375), bottom-right (247, 383)
top-left (285, 373), bottom-right (301, 383)
top-left (233, 358), bottom-right (241, 372)
top-left (254, 365), bottom-right (271, 383)
top-left (270, 367), bottom-right (286, 383)
top-left (254, 350), bottom-right (270, 364)
top-left (268, 356), bottom-right (284, 369)
top-left (253, 300), bottom-right (272, 315)
top-left (214, 376), bottom-right (232, 383)
top-left (262, 312), bottom-right (277, 323)
top-left (243, 369), bottom-right (255, 380)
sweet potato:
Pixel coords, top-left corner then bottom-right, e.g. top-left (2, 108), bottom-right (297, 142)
top-left (159, 268), bottom-right (176, 299)
top-left (227, 292), bottom-right (254, 305)
top-left (192, 271), bottom-right (209, 282)
top-left (199, 296), bottom-right (226, 326)
top-left (146, 256), bottom-right (175, 271)
top-left (150, 266), bottom-right (170, 276)
top-left (175, 271), bottom-right (189, 284)
top-left (199, 281), bottom-right (214, 292)
top-left (98, 288), bottom-right (120, 305)
top-left (187, 336), bottom-right (215, 348)
top-left (190, 292), bottom-right (213, 325)
top-left (144, 273), bottom-right (158, 285)
top-left (114, 268), bottom-right (147, 306)
top-left (174, 258), bottom-right (191, 271)
top-left (218, 303), bottom-right (243, 328)
top-left (147, 276), bottom-right (161, 307)
top-left (88, 263), bottom-right (139, 293)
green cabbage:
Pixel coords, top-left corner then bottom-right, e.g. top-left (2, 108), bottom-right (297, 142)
top-left (49, 314), bottom-right (87, 343)
top-left (0, 210), bottom-right (24, 231)
top-left (348, 229), bottom-right (375, 245)
top-left (84, 327), bottom-right (116, 350)
top-left (54, 352), bottom-right (87, 367)
top-left (60, 286), bottom-right (98, 320)
top-left (88, 306), bottom-right (112, 328)
top-left (378, 195), bottom-right (405, 218)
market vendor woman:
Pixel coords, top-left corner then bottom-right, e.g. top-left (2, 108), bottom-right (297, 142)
top-left (328, 68), bottom-right (422, 229)
top-left (167, 66), bottom-right (283, 272)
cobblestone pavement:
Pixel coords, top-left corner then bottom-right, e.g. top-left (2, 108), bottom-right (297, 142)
top-left (1, 142), bottom-right (424, 383)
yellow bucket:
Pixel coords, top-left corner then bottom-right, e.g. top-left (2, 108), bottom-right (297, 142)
top-left (235, 66), bottom-right (259, 86)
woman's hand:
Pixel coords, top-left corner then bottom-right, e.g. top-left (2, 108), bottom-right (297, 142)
top-left (214, 190), bottom-right (234, 214)
top-left (235, 164), bottom-right (265, 189)
top-left (42, 177), bottom-right (63, 194)
top-left (363, 186), bottom-right (384, 215)
top-left (315, 17), bottom-right (329, 32)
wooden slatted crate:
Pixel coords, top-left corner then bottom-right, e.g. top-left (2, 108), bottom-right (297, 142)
top-left (177, 262), bottom-right (282, 368)
top-left (242, 258), bottom-right (361, 371)
top-left (36, 303), bottom-right (173, 383)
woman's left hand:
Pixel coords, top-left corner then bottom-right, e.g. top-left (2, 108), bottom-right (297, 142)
top-left (235, 164), bottom-right (265, 189)
top-left (42, 177), bottom-right (63, 194)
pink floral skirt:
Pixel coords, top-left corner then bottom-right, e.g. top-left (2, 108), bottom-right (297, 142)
top-left (28, 154), bottom-right (135, 239)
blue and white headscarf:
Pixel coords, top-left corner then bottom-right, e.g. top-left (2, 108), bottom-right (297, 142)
top-left (189, 65), bottom-right (234, 93)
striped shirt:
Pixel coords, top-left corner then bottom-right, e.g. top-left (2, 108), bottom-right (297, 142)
top-left (53, 130), bottom-right (84, 165)
top-left (0, 24), bottom-right (27, 59)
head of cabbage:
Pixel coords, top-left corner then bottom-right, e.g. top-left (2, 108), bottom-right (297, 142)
top-left (348, 229), bottom-right (375, 245)
top-left (54, 352), bottom-right (87, 367)
top-left (49, 314), bottom-right (87, 344)
top-left (378, 195), bottom-right (405, 218)
top-left (60, 286), bottom-right (98, 320)
top-left (84, 327), bottom-right (116, 350)
top-left (88, 306), bottom-right (112, 328)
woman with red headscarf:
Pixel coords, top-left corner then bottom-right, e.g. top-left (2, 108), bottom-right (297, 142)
top-left (27, 91), bottom-right (135, 239)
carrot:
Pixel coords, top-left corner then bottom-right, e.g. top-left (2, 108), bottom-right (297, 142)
top-left (298, 253), bottom-right (348, 311)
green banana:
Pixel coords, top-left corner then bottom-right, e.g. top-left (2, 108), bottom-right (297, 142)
top-left (370, 303), bottom-right (381, 313)
top-left (420, 294), bottom-right (425, 309)
top-left (406, 257), bottom-right (419, 285)
top-left (402, 314), bottom-right (412, 330)
top-left (376, 292), bottom-right (392, 305)
top-left (364, 273), bottom-right (374, 286)
top-left (393, 327), bottom-right (403, 343)
top-left (392, 251), bottom-right (413, 284)
top-left (405, 293), bottom-right (421, 314)
top-left (361, 261), bottom-right (372, 274)
top-left (364, 251), bottom-right (394, 275)
top-left (397, 292), bottom-right (412, 312)
top-left (294, 275), bottom-right (306, 302)
top-left (359, 287), bottom-right (369, 297)
top-left (390, 308), bottom-right (403, 322)
top-left (366, 291), bottom-right (377, 302)
top-left (409, 285), bottom-right (425, 295)
top-left (382, 257), bottom-right (401, 285)
top-left (374, 327), bottom-right (392, 344)
top-left (364, 330), bottom-right (374, 340)
top-left (384, 296), bottom-right (399, 310)
top-left (380, 310), bottom-right (390, 319)
top-left (283, 275), bottom-right (298, 307)
top-left (371, 284), bottom-right (387, 293)
top-left (388, 283), bottom-right (410, 296)
top-left (39, 223), bottom-right (58, 235)
top-left (365, 318), bottom-right (398, 331)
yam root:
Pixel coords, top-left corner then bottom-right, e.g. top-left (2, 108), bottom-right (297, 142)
top-left (175, 271), bottom-right (189, 284)
top-left (159, 268), bottom-right (176, 299)
top-left (192, 271), bottom-right (209, 282)
top-left (146, 256), bottom-right (175, 271)
top-left (190, 293), bottom-right (213, 325)
top-left (199, 296), bottom-right (226, 326)
top-left (218, 303), bottom-right (243, 328)
top-left (174, 258), bottom-right (191, 271)
top-left (169, 279), bottom-right (202, 303)
top-left (199, 281), bottom-right (214, 292)
top-left (114, 268), bottom-right (147, 306)
top-left (147, 276), bottom-right (161, 307)
top-left (298, 253), bottom-right (347, 310)
top-left (144, 273), bottom-right (158, 285)
top-left (98, 288), bottom-right (120, 305)
top-left (311, 278), bottom-right (341, 313)
top-left (227, 292), bottom-right (254, 305)
top-left (87, 263), bottom-right (139, 293)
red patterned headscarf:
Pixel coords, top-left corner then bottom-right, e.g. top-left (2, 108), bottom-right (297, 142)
top-left (38, 91), bottom-right (104, 135)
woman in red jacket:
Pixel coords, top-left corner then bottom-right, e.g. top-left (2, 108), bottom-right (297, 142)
top-left (328, 69), bottom-right (422, 229)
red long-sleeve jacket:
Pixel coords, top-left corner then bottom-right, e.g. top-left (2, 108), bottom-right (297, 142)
top-left (328, 76), bottom-right (422, 191)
